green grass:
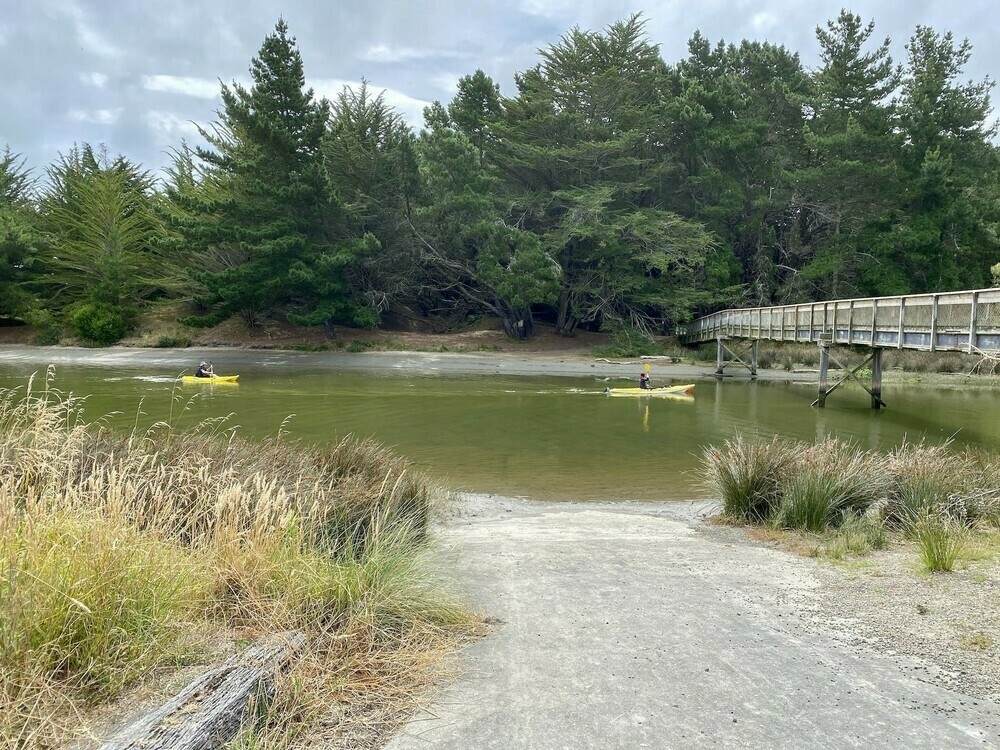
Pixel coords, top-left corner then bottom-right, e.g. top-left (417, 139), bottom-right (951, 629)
top-left (824, 513), bottom-right (888, 559)
top-left (909, 514), bottom-right (969, 572)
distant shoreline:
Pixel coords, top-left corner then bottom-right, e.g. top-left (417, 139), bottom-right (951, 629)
top-left (2, 343), bottom-right (996, 389)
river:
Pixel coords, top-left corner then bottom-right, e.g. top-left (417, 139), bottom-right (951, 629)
top-left (1, 349), bottom-right (998, 500)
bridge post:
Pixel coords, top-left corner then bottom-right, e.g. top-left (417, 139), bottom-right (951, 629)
top-left (871, 348), bottom-right (883, 410)
top-left (751, 340), bottom-right (758, 376)
top-left (817, 343), bottom-right (830, 407)
top-left (716, 336), bottom-right (724, 376)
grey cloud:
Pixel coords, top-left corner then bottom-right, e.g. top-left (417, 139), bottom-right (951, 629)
top-left (2, 0), bottom-right (997, 177)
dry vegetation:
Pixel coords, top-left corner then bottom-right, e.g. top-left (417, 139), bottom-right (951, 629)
top-left (0, 371), bottom-right (476, 749)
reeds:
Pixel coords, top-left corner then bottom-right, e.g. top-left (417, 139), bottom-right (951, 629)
top-left (0, 374), bottom-right (471, 747)
top-left (702, 434), bottom-right (998, 564)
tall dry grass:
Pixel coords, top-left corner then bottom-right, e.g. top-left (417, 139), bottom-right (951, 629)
top-left (0, 373), bottom-right (471, 748)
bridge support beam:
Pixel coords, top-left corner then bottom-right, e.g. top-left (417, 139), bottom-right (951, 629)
top-left (715, 337), bottom-right (758, 378)
top-left (812, 344), bottom-right (886, 409)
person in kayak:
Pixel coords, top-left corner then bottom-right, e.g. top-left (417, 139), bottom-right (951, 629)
top-left (638, 371), bottom-right (651, 389)
top-left (196, 361), bottom-right (215, 378)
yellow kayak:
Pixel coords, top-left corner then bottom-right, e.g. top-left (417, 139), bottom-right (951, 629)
top-left (605, 383), bottom-right (695, 397)
top-left (181, 374), bottom-right (239, 384)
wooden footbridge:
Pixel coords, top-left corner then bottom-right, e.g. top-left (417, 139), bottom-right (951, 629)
top-left (677, 288), bottom-right (1000, 408)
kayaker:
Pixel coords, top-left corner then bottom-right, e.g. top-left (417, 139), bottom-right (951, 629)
top-left (196, 361), bottom-right (215, 378)
top-left (638, 371), bottom-right (650, 389)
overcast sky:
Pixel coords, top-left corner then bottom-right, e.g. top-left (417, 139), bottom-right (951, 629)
top-left (2, 0), bottom-right (996, 176)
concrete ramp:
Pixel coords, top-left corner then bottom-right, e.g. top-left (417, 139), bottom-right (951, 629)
top-left (387, 498), bottom-right (1000, 750)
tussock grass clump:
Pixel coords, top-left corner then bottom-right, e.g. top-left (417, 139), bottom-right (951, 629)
top-left (0, 373), bottom-right (472, 747)
top-left (772, 442), bottom-right (885, 531)
top-left (702, 436), bottom-right (999, 566)
top-left (702, 435), bottom-right (797, 522)
top-left (909, 513), bottom-right (969, 572)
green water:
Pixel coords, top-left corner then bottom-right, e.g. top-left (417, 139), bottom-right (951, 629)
top-left (1, 361), bottom-right (999, 500)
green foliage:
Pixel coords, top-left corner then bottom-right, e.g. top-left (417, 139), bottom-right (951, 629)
top-left (592, 325), bottom-right (662, 358)
top-left (414, 102), bottom-right (559, 339)
top-left (39, 145), bottom-right (172, 313)
top-left (789, 11), bottom-right (901, 299)
top-left (827, 512), bottom-right (888, 559)
top-left (324, 83), bottom-right (421, 323)
top-left (0, 147), bottom-right (41, 319)
top-left (1, 511), bottom-right (199, 699)
top-left (494, 16), bottom-right (717, 334)
top-left (170, 21), bottom-right (370, 331)
top-left (155, 335), bottom-right (192, 348)
top-left (5, 12), bottom-right (1000, 338)
top-left (70, 302), bottom-right (133, 344)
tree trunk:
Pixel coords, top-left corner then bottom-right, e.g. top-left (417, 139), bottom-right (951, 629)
top-left (99, 632), bottom-right (305, 750)
top-left (499, 306), bottom-right (534, 340)
top-left (555, 288), bottom-right (577, 335)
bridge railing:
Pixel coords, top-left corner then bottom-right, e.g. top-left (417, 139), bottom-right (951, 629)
top-left (678, 288), bottom-right (1000, 353)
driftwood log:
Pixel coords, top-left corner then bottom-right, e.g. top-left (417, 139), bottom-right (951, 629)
top-left (99, 631), bottom-right (306, 750)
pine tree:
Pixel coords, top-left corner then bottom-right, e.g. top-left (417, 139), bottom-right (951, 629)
top-left (37, 144), bottom-right (170, 342)
top-left (324, 83), bottom-right (419, 321)
top-left (889, 26), bottom-right (999, 293)
top-left (413, 103), bottom-right (559, 339)
top-left (790, 11), bottom-right (901, 299)
top-left (0, 147), bottom-right (39, 319)
top-left (173, 19), bottom-right (369, 330)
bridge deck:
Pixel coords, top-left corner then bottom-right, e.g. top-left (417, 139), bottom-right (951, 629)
top-left (679, 288), bottom-right (1000, 353)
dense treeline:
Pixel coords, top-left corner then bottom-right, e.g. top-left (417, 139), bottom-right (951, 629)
top-left (2, 12), bottom-right (999, 344)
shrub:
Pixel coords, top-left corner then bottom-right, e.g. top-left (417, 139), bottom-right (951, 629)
top-left (0, 376), bottom-right (470, 745)
top-left (775, 471), bottom-right (844, 531)
top-left (702, 435), bottom-right (798, 522)
top-left (154, 335), bottom-right (192, 348)
top-left (71, 302), bottom-right (133, 344)
top-left (756, 347), bottom-right (777, 370)
top-left (885, 444), bottom-right (957, 528)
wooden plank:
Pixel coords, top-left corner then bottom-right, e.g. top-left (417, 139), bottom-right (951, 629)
top-left (897, 297), bottom-right (905, 349)
top-left (100, 632), bottom-right (306, 750)
top-left (969, 291), bottom-right (979, 353)
top-left (871, 348), bottom-right (884, 410)
top-left (930, 295), bottom-right (939, 352)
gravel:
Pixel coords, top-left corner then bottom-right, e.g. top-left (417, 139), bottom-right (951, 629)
top-left (694, 512), bottom-right (1000, 704)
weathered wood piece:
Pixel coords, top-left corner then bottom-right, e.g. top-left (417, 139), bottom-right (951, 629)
top-left (99, 631), bottom-right (306, 750)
